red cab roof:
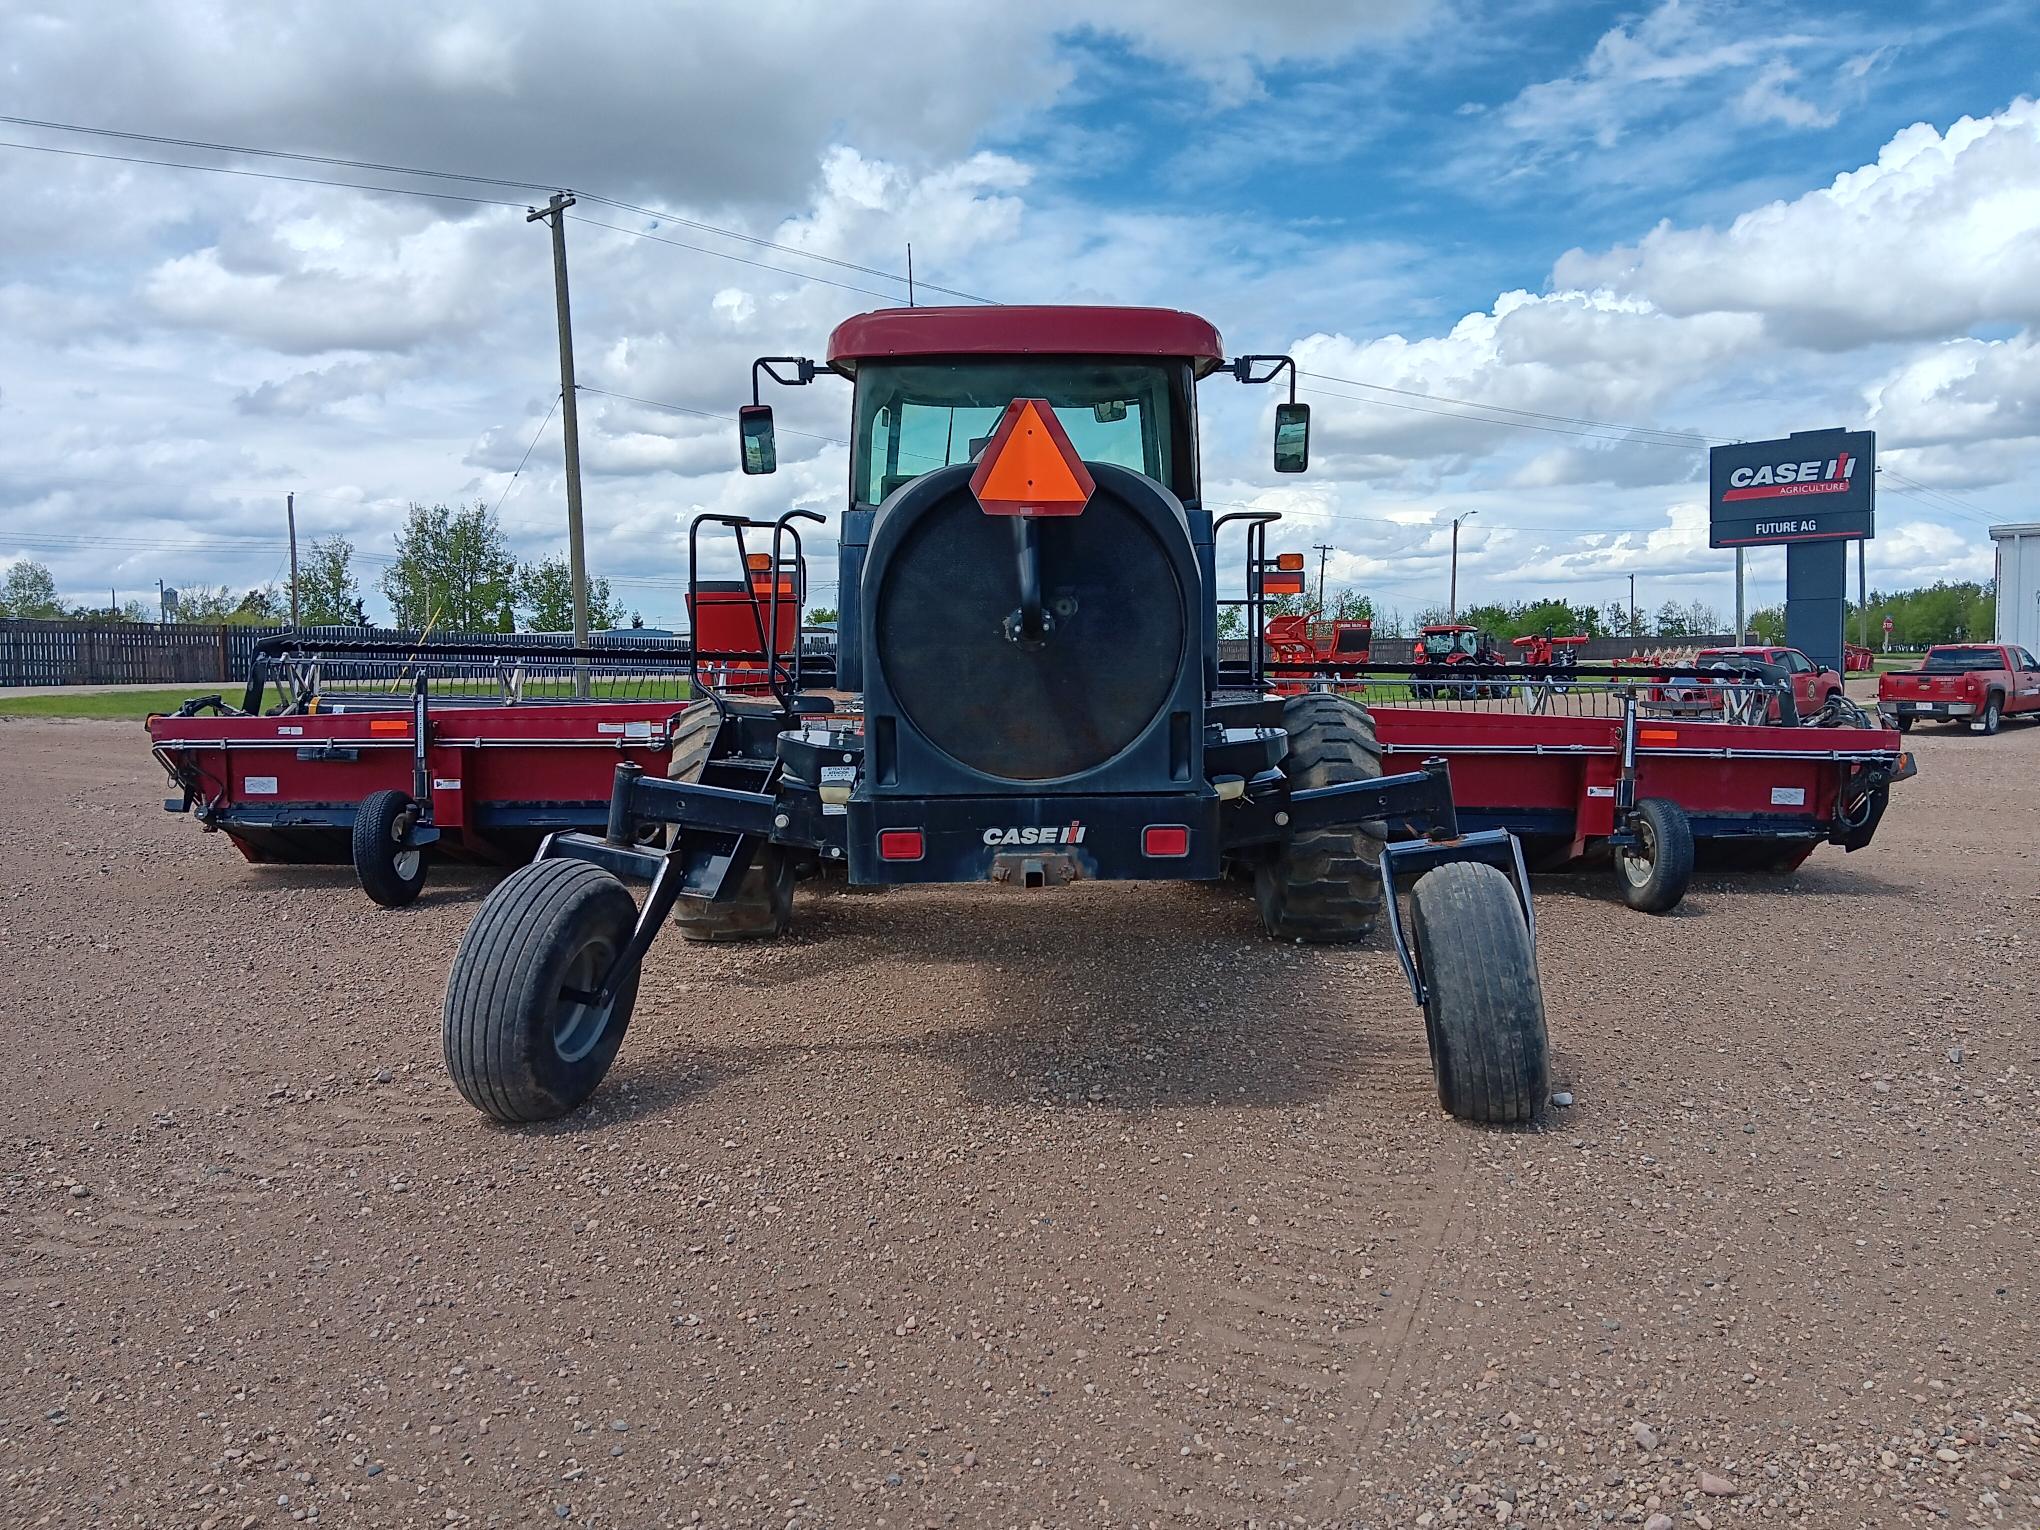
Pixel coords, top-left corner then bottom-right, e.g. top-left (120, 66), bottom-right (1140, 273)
top-left (826, 305), bottom-right (1225, 374)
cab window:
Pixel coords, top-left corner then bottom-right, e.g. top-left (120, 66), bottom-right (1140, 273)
top-left (850, 359), bottom-right (1195, 505)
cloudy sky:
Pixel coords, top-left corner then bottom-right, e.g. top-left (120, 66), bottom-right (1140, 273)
top-left (3, 0), bottom-right (2036, 628)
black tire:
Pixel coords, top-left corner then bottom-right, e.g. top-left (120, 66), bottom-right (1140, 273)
top-left (1410, 861), bottom-right (1549, 1124)
top-left (660, 700), bottom-right (796, 941)
top-left (675, 849), bottom-right (796, 941)
top-left (1980, 695), bottom-right (2003, 735)
top-left (1614, 797), bottom-right (1693, 914)
top-left (442, 859), bottom-right (642, 1123)
top-left (352, 788), bottom-right (427, 908)
top-left (1892, 714), bottom-right (1914, 734)
top-left (1254, 693), bottom-right (1386, 942)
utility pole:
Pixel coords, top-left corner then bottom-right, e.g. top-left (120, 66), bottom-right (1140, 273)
top-left (1734, 547), bottom-right (1745, 644)
top-left (1312, 543), bottom-right (1334, 614)
top-left (1856, 538), bottom-right (1867, 650)
top-left (528, 191), bottom-right (591, 690)
top-left (1448, 511), bottom-right (1477, 621)
top-left (1629, 574), bottom-right (1638, 643)
top-left (906, 243), bottom-right (915, 307)
top-left (286, 491), bottom-right (300, 628)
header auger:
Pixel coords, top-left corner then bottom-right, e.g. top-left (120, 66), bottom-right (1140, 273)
top-left (440, 305), bottom-right (1552, 1127)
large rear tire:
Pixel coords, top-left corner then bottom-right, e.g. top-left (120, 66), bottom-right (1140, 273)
top-left (442, 859), bottom-right (641, 1123)
top-left (1411, 861), bottom-right (1549, 1124)
top-left (1254, 693), bottom-right (1386, 943)
top-left (675, 850), bottom-right (796, 942)
top-left (1615, 797), bottom-right (1693, 914)
top-left (660, 700), bottom-right (796, 941)
top-left (1980, 695), bottom-right (2003, 735)
top-left (352, 788), bottom-right (427, 908)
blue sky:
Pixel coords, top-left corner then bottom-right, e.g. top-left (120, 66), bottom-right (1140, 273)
top-left (2, 0), bottom-right (2036, 628)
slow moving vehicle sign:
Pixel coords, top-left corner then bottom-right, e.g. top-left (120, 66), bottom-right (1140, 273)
top-left (1708, 428), bottom-right (1875, 548)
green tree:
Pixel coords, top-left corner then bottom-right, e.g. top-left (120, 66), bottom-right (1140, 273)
top-left (1748, 606), bottom-right (1786, 644)
top-left (1653, 599), bottom-right (1693, 638)
top-left (380, 501), bottom-right (518, 632)
top-left (0, 559), bottom-right (64, 619)
top-left (1216, 605), bottom-right (1245, 638)
top-left (295, 536), bottom-right (368, 626)
top-left (1847, 580), bottom-right (1994, 647)
top-left (172, 583), bottom-right (238, 622)
top-left (227, 584), bottom-right (286, 626)
top-left (806, 606), bottom-right (838, 626)
top-left (1331, 588), bottom-right (1374, 621)
top-left (516, 553), bottom-right (624, 633)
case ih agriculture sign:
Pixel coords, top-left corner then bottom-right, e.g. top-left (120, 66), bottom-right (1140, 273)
top-left (1708, 428), bottom-right (1875, 548)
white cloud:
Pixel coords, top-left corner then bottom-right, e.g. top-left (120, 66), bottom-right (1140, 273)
top-left (1487, 1), bottom-right (1840, 160)
top-left (1290, 289), bottom-right (1751, 474)
top-left (1557, 99), bottom-right (2040, 348)
top-left (1866, 331), bottom-right (2040, 452)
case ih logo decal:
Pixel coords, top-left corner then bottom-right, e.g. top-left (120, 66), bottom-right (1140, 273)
top-left (1722, 451), bottom-right (1855, 501)
top-left (1708, 428), bottom-right (1874, 549)
top-left (982, 822), bottom-right (1087, 846)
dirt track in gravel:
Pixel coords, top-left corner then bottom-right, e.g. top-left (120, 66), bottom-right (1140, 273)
top-left (2, 716), bottom-right (2034, 1529)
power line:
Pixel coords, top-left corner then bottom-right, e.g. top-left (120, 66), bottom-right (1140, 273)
top-left (1295, 378), bottom-right (1716, 451)
top-left (483, 392), bottom-right (562, 519)
top-left (575, 192), bottom-right (995, 305)
top-left (576, 385), bottom-right (853, 447)
top-left (0, 137), bottom-right (527, 208)
top-left (0, 113), bottom-right (979, 302)
top-left (1298, 369), bottom-right (1723, 447)
top-left (567, 214), bottom-right (903, 302)
top-left (0, 113), bottom-right (552, 193)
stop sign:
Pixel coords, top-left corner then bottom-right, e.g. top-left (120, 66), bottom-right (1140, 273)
top-left (1882, 615), bottom-right (1894, 633)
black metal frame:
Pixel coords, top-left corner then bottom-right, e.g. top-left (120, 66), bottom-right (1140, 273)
top-left (685, 508), bottom-right (824, 711)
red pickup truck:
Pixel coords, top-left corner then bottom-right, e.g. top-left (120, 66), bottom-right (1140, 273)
top-left (1687, 645), bottom-right (1844, 719)
top-left (1879, 644), bottom-right (2040, 734)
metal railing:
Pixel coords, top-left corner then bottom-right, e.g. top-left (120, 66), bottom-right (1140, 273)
top-left (236, 636), bottom-right (703, 715)
top-left (1220, 659), bottom-right (1828, 725)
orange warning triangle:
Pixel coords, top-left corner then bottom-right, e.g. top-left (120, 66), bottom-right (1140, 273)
top-left (969, 398), bottom-right (1096, 517)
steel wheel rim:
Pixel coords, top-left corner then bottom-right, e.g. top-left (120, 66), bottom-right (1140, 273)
top-left (552, 938), bottom-right (617, 1062)
top-left (1618, 820), bottom-right (1656, 887)
top-left (392, 849), bottom-right (421, 881)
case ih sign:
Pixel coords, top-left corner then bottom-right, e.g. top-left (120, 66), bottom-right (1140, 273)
top-left (1708, 428), bottom-right (1875, 548)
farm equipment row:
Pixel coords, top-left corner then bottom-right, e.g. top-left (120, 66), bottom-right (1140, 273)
top-left (144, 301), bottom-right (1916, 1134)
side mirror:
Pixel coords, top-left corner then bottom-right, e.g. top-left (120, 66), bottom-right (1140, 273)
top-left (1273, 402), bottom-right (1310, 473)
top-left (738, 404), bottom-right (777, 475)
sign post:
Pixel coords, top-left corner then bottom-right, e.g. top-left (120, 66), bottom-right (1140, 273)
top-left (1709, 428), bottom-right (1874, 674)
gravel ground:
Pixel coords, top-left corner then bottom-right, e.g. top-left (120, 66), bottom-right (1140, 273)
top-left (2, 716), bottom-right (2034, 1529)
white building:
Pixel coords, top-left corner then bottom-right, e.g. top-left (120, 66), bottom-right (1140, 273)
top-left (1992, 523), bottom-right (2040, 653)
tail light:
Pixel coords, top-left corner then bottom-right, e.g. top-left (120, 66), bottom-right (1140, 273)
top-left (877, 829), bottom-right (924, 861)
top-left (1143, 825), bottom-right (1190, 858)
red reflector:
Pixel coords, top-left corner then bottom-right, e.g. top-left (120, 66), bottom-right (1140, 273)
top-left (1143, 825), bottom-right (1190, 858)
top-left (1638, 728), bottom-right (1679, 744)
top-left (877, 829), bottom-right (924, 862)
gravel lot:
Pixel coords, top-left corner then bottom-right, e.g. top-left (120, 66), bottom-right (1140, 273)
top-left (3, 715), bottom-right (2034, 1529)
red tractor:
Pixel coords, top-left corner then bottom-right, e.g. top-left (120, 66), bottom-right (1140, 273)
top-left (1510, 633), bottom-right (1589, 668)
top-left (1410, 623), bottom-right (1506, 699)
top-left (438, 304), bottom-right (1551, 1127)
